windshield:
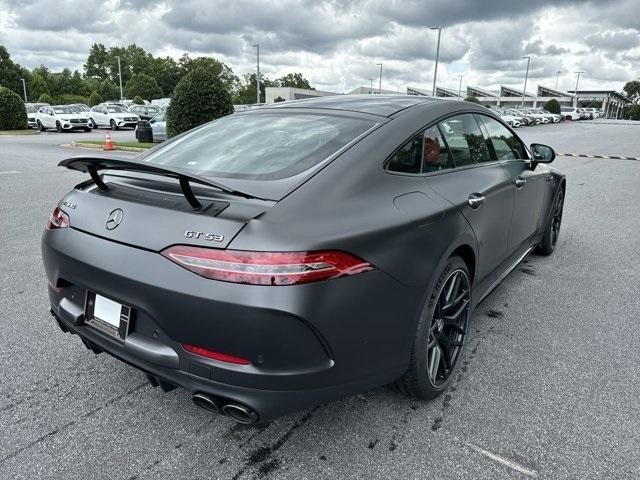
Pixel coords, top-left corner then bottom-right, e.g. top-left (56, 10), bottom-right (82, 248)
top-left (26, 105), bottom-right (36, 113)
top-left (142, 113), bottom-right (376, 180)
top-left (151, 112), bottom-right (165, 122)
top-left (107, 106), bottom-right (126, 113)
top-left (53, 107), bottom-right (74, 114)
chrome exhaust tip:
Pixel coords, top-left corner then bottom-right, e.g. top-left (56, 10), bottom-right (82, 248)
top-left (221, 403), bottom-right (259, 424)
top-left (192, 393), bottom-right (221, 414)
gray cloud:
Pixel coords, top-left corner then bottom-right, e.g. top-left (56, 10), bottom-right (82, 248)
top-left (585, 30), bottom-right (640, 52)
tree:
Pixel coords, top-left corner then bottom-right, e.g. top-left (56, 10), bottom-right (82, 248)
top-left (151, 56), bottom-right (182, 97)
top-left (179, 54), bottom-right (239, 93)
top-left (623, 80), bottom-right (640, 104)
top-left (277, 72), bottom-right (313, 89)
top-left (0, 86), bottom-right (28, 130)
top-left (274, 96), bottom-right (286, 103)
top-left (97, 80), bottom-right (120, 101)
top-left (88, 91), bottom-right (103, 106)
top-left (38, 93), bottom-right (54, 104)
top-left (132, 95), bottom-right (144, 105)
top-left (84, 43), bottom-right (110, 79)
top-left (166, 66), bottom-right (233, 137)
top-left (124, 73), bottom-right (163, 100)
top-left (0, 45), bottom-right (28, 96)
top-left (627, 105), bottom-right (640, 120)
top-left (543, 98), bottom-right (561, 114)
top-left (464, 95), bottom-right (481, 104)
top-left (234, 73), bottom-right (276, 104)
top-left (30, 73), bottom-right (50, 101)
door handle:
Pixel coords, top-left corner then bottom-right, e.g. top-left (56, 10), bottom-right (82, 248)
top-left (515, 178), bottom-right (527, 188)
top-left (468, 193), bottom-right (485, 209)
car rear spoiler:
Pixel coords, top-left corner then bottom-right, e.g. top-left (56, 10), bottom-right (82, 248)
top-left (59, 156), bottom-right (259, 208)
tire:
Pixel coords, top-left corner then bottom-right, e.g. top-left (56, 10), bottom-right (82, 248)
top-left (88, 119), bottom-right (95, 129)
top-left (110, 119), bottom-right (118, 131)
top-left (83, 127), bottom-right (91, 132)
top-left (537, 189), bottom-right (564, 255)
top-left (391, 255), bottom-right (471, 400)
top-left (37, 120), bottom-right (45, 132)
top-left (56, 121), bottom-right (62, 133)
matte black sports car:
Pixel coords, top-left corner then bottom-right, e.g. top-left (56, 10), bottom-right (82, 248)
top-left (42, 95), bottom-right (565, 424)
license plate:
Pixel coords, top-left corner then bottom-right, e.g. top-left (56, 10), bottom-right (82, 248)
top-left (84, 292), bottom-right (132, 341)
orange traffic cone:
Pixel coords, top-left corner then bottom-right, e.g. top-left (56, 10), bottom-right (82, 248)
top-left (103, 132), bottom-right (114, 151)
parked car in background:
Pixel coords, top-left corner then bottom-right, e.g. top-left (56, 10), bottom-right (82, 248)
top-left (25, 104), bottom-right (38, 128)
top-left (135, 112), bottom-right (167, 143)
top-left (520, 109), bottom-right (551, 124)
top-left (578, 108), bottom-right (592, 120)
top-left (35, 105), bottom-right (91, 132)
top-left (129, 104), bottom-right (163, 120)
top-left (89, 105), bottom-right (139, 130)
top-left (69, 103), bottom-right (90, 113)
top-left (505, 109), bottom-right (535, 126)
top-left (560, 106), bottom-right (581, 120)
top-left (497, 111), bottom-right (521, 127)
top-left (532, 108), bottom-right (561, 123)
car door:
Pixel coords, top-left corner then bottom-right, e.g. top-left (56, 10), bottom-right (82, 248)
top-left (93, 107), bottom-right (107, 126)
top-left (41, 107), bottom-right (55, 128)
top-left (476, 114), bottom-right (546, 254)
top-left (427, 113), bottom-right (514, 284)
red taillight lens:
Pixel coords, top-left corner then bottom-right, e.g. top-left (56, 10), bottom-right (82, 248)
top-left (46, 207), bottom-right (70, 230)
top-left (161, 246), bottom-right (374, 286)
top-left (182, 343), bottom-right (251, 365)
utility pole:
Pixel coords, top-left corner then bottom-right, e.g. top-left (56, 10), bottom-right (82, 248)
top-left (573, 71), bottom-right (584, 107)
top-left (521, 56), bottom-right (531, 107)
top-left (555, 70), bottom-right (561, 90)
top-left (117, 56), bottom-right (123, 101)
top-left (457, 75), bottom-right (463, 98)
top-left (253, 44), bottom-right (260, 104)
top-left (20, 78), bottom-right (27, 102)
top-left (430, 26), bottom-right (442, 96)
top-left (377, 63), bottom-right (382, 93)
top-left (369, 78), bottom-right (373, 94)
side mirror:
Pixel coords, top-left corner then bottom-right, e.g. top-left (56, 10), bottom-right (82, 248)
top-left (530, 143), bottom-right (555, 164)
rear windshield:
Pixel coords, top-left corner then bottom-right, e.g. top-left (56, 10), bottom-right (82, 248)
top-left (142, 113), bottom-right (376, 179)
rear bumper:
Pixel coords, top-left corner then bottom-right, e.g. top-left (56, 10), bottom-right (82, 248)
top-left (42, 227), bottom-right (421, 419)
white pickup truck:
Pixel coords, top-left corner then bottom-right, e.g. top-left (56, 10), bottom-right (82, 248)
top-left (35, 105), bottom-right (91, 132)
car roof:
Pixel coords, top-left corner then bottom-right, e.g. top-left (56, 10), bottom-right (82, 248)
top-left (262, 94), bottom-right (446, 117)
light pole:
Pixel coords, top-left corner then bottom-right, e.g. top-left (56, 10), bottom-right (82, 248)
top-left (573, 71), bottom-right (584, 107)
top-left (457, 75), bottom-right (463, 98)
top-left (369, 78), bottom-right (373, 94)
top-left (253, 44), bottom-right (260, 104)
top-left (430, 25), bottom-right (442, 96)
top-left (116, 56), bottom-right (123, 101)
top-left (20, 78), bottom-right (27, 102)
top-left (377, 63), bottom-right (382, 93)
top-left (521, 55), bottom-right (531, 107)
top-left (555, 70), bottom-right (561, 90)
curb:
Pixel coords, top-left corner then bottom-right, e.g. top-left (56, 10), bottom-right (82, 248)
top-left (70, 141), bottom-right (147, 153)
top-left (557, 153), bottom-right (640, 161)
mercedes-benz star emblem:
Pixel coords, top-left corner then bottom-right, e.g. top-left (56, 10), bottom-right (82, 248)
top-left (105, 208), bottom-right (124, 230)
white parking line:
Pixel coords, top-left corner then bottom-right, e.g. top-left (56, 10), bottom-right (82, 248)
top-left (466, 442), bottom-right (539, 477)
top-left (0, 170), bottom-right (20, 175)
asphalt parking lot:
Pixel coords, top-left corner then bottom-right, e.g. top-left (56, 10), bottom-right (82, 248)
top-left (1, 120), bottom-right (639, 479)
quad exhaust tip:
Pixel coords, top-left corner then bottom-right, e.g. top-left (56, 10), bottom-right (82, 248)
top-left (192, 393), bottom-right (259, 424)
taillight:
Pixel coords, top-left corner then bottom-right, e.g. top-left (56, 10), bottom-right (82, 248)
top-left (161, 246), bottom-right (374, 286)
top-left (46, 207), bottom-right (70, 230)
top-left (182, 343), bottom-right (251, 365)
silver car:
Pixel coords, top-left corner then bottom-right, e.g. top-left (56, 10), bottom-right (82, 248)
top-left (150, 112), bottom-right (167, 142)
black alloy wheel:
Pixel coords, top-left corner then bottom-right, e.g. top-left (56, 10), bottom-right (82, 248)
top-left (538, 189), bottom-right (564, 255)
top-left (56, 121), bottom-right (62, 133)
top-left (426, 268), bottom-right (470, 387)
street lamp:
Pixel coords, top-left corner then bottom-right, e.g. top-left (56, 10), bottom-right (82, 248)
top-left (521, 55), bottom-right (531, 107)
top-left (377, 63), bottom-right (382, 93)
top-left (430, 26), bottom-right (442, 96)
top-left (20, 78), bottom-right (27, 102)
top-left (573, 71), bottom-right (584, 107)
top-left (116, 56), bottom-right (123, 101)
top-left (555, 70), bottom-right (561, 90)
top-left (369, 78), bottom-right (373, 94)
top-left (253, 44), bottom-right (260, 104)
top-left (457, 75), bottom-right (463, 98)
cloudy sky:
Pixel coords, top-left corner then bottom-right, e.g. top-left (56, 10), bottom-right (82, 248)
top-left (1, 0), bottom-right (638, 94)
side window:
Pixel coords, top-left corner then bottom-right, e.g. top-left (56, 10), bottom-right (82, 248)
top-left (439, 114), bottom-right (492, 166)
top-left (386, 125), bottom-right (454, 174)
top-left (479, 115), bottom-right (527, 160)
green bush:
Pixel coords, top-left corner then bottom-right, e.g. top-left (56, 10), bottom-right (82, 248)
top-left (0, 87), bottom-right (28, 130)
top-left (88, 91), bottom-right (103, 107)
top-left (274, 96), bottom-right (286, 103)
top-left (628, 105), bottom-right (640, 121)
top-left (38, 93), bottom-right (54, 104)
top-left (543, 98), bottom-right (561, 114)
top-left (166, 66), bottom-right (234, 137)
top-left (464, 95), bottom-right (481, 104)
top-left (132, 95), bottom-right (145, 105)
